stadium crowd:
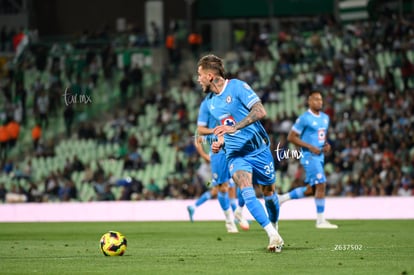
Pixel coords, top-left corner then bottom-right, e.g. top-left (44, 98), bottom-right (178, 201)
top-left (0, 12), bottom-right (413, 203)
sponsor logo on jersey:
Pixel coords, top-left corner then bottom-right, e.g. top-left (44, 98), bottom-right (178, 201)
top-left (221, 116), bottom-right (236, 126)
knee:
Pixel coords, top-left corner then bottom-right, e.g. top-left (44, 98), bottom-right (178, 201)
top-left (261, 184), bottom-right (275, 197)
top-left (218, 185), bottom-right (229, 193)
top-left (314, 184), bottom-right (326, 197)
top-left (232, 171), bottom-right (252, 189)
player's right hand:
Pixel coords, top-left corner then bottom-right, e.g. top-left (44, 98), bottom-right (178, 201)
top-left (213, 125), bottom-right (236, 136)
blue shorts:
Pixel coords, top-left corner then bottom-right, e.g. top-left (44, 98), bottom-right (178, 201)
top-left (210, 152), bottom-right (231, 186)
top-left (227, 147), bottom-right (276, 186)
top-left (300, 154), bottom-right (326, 186)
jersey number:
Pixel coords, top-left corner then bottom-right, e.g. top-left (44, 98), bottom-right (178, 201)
top-left (264, 162), bottom-right (274, 175)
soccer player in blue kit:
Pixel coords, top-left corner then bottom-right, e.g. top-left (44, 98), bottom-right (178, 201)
top-left (279, 90), bottom-right (338, 229)
top-left (196, 54), bottom-right (283, 252)
top-left (187, 97), bottom-right (250, 232)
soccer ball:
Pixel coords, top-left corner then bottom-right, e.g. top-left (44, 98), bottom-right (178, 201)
top-left (100, 231), bottom-right (127, 256)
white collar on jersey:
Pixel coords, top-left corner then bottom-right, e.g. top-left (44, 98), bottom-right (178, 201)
top-left (307, 108), bottom-right (321, 117)
top-left (216, 79), bottom-right (229, 96)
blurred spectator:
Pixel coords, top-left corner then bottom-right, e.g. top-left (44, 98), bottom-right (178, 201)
top-left (0, 122), bottom-right (9, 164)
top-left (15, 81), bottom-right (27, 124)
top-left (5, 184), bottom-right (27, 203)
top-left (59, 180), bottom-right (78, 201)
top-left (89, 57), bottom-right (99, 87)
top-left (116, 177), bottom-right (143, 200)
top-left (72, 155), bottom-right (85, 172)
top-left (400, 54), bottom-right (414, 90)
top-left (188, 31), bottom-right (202, 58)
top-left (35, 90), bottom-right (49, 128)
top-left (31, 122), bottom-right (42, 150)
top-left (165, 30), bottom-right (180, 76)
top-left (127, 134), bottom-right (139, 151)
top-left (175, 155), bottom-right (184, 173)
top-left (5, 117), bottom-right (20, 150)
top-left (144, 178), bottom-right (161, 200)
top-left (63, 105), bottom-right (75, 138)
top-left (2, 159), bottom-right (13, 174)
top-left (150, 147), bottom-right (161, 164)
top-left (93, 174), bottom-right (114, 201)
top-left (130, 64), bottom-right (143, 96)
top-left (123, 149), bottom-right (144, 170)
top-left (0, 183), bottom-right (7, 202)
top-left (44, 173), bottom-right (61, 201)
top-left (82, 164), bottom-right (94, 183)
top-left (150, 21), bottom-right (161, 47)
top-left (397, 175), bottom-right (412, 196)
top-left (101, 184), bottom-right (115, 201)
top-left (27, 182), bottom-right (43, 202)
top-left (78, 122), bottom-right (96, 139)
top-left (119, 72), bottom-right (130, 104)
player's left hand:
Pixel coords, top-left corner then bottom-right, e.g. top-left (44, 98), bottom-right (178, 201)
top-left (213, 125), bottom-right (236, 136)
top-left (211, 135), bottom-right (224, 153)
top-left (211, 141), bottom-right (223, 153)
top-left (323, 142), bottom-right (331, 153)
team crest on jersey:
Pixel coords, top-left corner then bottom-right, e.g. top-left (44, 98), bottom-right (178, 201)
top-left (226, 96), bottom-right (232, 103)
top-left (213, 173), bottom-right (218, 179)
top-left (318, 128), bottom-right (325, 141)
top-left (229, 164), bottom-right (234, 172)
top-left (221, 116), bottom-right (236, 126)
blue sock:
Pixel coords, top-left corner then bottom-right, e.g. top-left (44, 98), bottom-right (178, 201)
top-left (217, 191), bottom-right (230, 211)
top-left (315, 198), bottom-right (325, 214)
top-left (237, 187), bottom-right (245, 207)
top-left (230, 198), bottom-right (237, 212)
top-left (264, 194), bottom-right (280, 223)
top-left (241, 186), bottom-right (270, 228)
top-left (195, 191), bottom-right (212, 207)
top-left (289, 186), bottom-right (307, 199)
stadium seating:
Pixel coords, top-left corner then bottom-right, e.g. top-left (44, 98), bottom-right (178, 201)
top-left (2, 17), bottom-right (414, 202)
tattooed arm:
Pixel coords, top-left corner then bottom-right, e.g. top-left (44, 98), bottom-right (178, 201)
top-left (213, 101), bottom-right (267, 136)
top-left (234, 101), bottom-right (267, 130)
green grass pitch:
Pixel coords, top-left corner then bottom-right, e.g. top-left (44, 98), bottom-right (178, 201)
top-left (0, 220), bottom-right (413, 274)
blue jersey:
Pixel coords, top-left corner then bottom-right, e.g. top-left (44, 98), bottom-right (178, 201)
top-left (197, 95), bottom-right (230, 185)
top-left (291, 109), bottom-right (330, 162)
top-left (197, 95), bottom-right (220, 152)
top-left (205, 79), bottom-right (270, 158)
